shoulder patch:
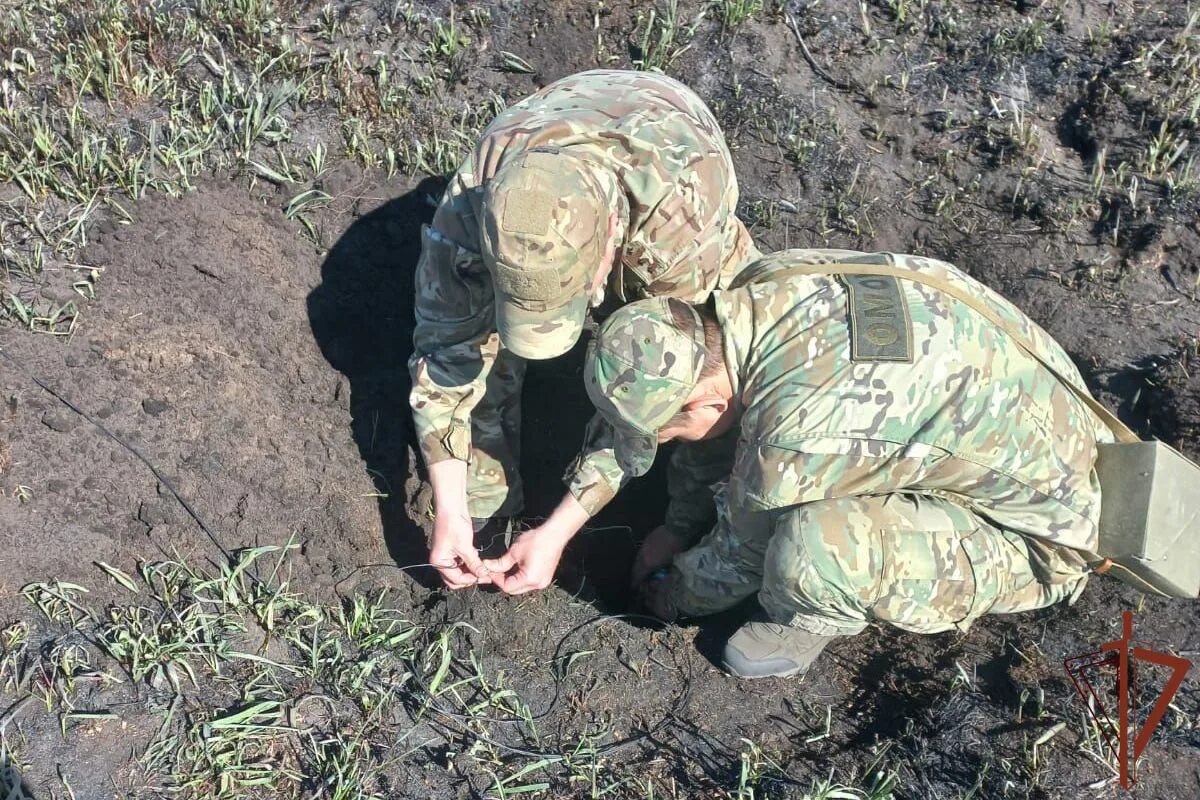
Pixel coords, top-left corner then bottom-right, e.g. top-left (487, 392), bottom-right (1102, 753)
top-left (501, 190), bottom-right (554, 235)
top-left (840, 274), bottom-right (913, 362)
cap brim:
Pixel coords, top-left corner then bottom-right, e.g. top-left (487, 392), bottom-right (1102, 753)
top-left (611, 428), bottom-right (659, 478)
top-left (496, 292), bottom-right (589, 360)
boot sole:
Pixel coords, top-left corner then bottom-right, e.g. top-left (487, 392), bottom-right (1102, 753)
top-left (720, 655), bottom-right (811, 680)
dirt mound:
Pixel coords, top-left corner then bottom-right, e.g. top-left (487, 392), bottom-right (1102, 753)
top-left (1, 181), bottom-right (414, 598)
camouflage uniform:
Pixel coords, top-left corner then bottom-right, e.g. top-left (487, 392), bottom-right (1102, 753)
top-left (587, 249), bottom-right (1114, 634)
top-left (409, 70), bottom-right (758, 520)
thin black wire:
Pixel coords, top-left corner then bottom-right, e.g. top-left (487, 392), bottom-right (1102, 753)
top-left (406, 611), bottom-right (694, 761)
top-left (1, 349), bottom-right (696, 765)
top-left (331, 524), bottom-right (523, 593)
top-left (341, 562), bottom-right (691, 723)
top-left (0, 347), bottom-right (237, 566)
top-left (334, 562), bottom-right (444, 594)
top-left (337, 560), bottom-right (695, 761)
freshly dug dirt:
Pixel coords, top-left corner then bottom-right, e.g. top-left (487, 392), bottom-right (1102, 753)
top-left (2, 1), bottom-right (1199, 797)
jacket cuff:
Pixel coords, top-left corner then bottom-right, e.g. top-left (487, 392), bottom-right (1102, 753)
top-left (418, 423), bottom-right (472, 466)
top-left (565, 473), bottom-right (618, 517)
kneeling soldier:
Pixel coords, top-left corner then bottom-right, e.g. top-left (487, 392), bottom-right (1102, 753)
top-left (585, 249), bottom-right (1115, 678)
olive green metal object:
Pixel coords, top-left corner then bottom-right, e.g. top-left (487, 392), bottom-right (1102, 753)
top-left (1096, 441), bottom-right (1200, 598)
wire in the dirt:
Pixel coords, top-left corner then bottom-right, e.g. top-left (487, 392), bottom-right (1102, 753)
top-left (332, 518), bottom-right (635, 595)
top-left (407, 612), bottom-right (693, 762)
top-left (333, 560), bottom-right (493, 596)
top-left (785, 13), bottom-right (861, 96)
top-left (0, 347), bottom-right (238, 567)
top-left (338, 555), bottom-right (695, 760)
top-left (0, 371), bottom-right (699, 767)
top-left (3, 352), bottom-right (708, 777)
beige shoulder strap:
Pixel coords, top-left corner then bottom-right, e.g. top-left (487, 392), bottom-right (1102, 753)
top-left (732, 261), bottom-right (1140, 444)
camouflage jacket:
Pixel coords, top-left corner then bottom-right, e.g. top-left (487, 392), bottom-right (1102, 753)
top-left (683, 249), bottom-right (1113, 583)
top-left (410, 69), bottom-right (757, 514)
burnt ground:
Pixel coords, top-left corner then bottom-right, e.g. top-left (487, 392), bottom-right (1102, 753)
top-left (1, 1), bottom-right (1200, 798)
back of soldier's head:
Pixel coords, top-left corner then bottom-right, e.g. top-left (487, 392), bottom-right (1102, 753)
top-left (481, 150), bottom-right (611, 361)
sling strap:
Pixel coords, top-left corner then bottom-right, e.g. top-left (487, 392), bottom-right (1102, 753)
top-left (729, 260), bottom-right (1140, 444)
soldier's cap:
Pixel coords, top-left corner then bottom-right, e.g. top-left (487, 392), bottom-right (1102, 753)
top-left (585, 297), bottom-right (708, 476)
top-left (481, 149), bottom-right (612, 360)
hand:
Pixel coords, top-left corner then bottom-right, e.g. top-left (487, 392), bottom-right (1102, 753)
top-left (429, 512), bottom-right (490, 589)
top-left (630, 525), bottom-right (689, 587)
top-left (481, 524), bottom-right (570, 595)
top-left (637, 569), bottom-right (679, 621)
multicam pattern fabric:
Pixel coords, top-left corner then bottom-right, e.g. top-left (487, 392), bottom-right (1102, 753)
top-left (663, 429), bottom-right (739, 543)
top-left (482, 149), bottom-right (614, 360)
top-left (409, 69), bottom-right (758, 518)
top-left (673, 493), bottom-right (1087, 633)
top-left (585, 248), bottom-right (1113, 625)
top-left (715, 249), bottom-right (1112, 571)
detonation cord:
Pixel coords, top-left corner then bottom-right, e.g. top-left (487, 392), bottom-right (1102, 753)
top-left (407, 611), bottom-right (693, 763)
top-left (1, 347), bottom-right (697, 768)
top-left (0, 347), bottom-right (237, 565)
top-left (337, 557), bottom-right (696, 759)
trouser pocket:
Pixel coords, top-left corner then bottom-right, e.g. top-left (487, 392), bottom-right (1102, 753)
top-left (872, 526), bottom-right (977, 634)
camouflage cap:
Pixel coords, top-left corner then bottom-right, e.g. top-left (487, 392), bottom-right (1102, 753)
top-left (481, 149), bottom-right (613, 360)
top-left (585, 298), bottom-right (708, 475)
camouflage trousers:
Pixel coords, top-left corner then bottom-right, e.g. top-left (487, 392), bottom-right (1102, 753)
top-left (675, 493), bottom-right (1087, 636)
top-left (465, 346), bottom-right (526, 520)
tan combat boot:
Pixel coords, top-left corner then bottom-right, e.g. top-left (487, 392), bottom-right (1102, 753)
top-left (722, 616), bottom-right (834, 679)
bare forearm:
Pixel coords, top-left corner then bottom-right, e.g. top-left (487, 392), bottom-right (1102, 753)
top-left (427, 458), bottom-right (491, 587)
top-left (539, 492), bottom-right (591, 546)
top-left (428, 459), bottom-right (470, 520)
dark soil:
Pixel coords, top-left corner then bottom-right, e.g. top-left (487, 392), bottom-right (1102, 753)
top-left (2, 1), bottom-right (1199, 798)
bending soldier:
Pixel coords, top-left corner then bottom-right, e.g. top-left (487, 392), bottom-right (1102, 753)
top-left (585, 249), bottom-right (1114, 678)
top-left (409, 70), bottom-right (759, 593)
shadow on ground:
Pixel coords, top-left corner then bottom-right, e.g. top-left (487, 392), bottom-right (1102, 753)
top-left (0, 752), bottom-right (30, 799)
top-left (307, 176), bottom-right (444, 581)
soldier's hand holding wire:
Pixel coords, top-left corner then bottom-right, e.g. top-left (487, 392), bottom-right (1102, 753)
top-left (481, 525), bottom-right (570, 595)
top-left (429, 512), bottom-right (492, 589)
